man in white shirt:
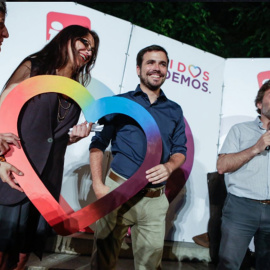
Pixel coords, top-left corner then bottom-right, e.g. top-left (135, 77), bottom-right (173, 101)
top-left (217, 80), bottom-right (270, 270)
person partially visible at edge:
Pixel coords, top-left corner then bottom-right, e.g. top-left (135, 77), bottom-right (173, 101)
top-left (89, 44), bottom-right (187, 270)
top-left (0, 24), bottom-right (99, 270)
top-left (0, 1), bottom-right (9, 52)
top-left (0, 1), bottom-right (23, 188)
top-left (217, 80), bottom-right (270, 270)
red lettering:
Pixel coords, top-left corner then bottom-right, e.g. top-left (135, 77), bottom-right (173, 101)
top-left (170, 59), bottom-right (173, 69)
top-left (177, 62), bottom-right (186, 72)
top-left (203, 71), bottom-right (209, 81)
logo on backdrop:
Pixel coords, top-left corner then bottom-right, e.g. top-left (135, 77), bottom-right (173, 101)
top-left (257, 71), bottom-right (270, 88)
top-left (46, 12), bottom-right (91, 41)
top-left (167, 59), bottom-right (210, 93)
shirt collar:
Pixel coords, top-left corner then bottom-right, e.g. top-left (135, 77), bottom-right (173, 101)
top-left (257, 116), bottom-right (265, 130)
top-left (133, 84), bottom-right (168, 102)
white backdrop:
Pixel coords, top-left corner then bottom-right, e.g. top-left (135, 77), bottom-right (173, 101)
top-left (0, 2), bottom-right (263, 243)
top-left (219, 59), bottom-right (270, 150)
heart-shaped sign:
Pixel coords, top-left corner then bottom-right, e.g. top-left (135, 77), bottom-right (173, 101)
top-left (188, 65), bottom-right (201, 78)
top-left (0, 75), bottom-right (162, 236)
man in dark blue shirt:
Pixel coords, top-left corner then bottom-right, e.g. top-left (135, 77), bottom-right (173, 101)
top-left (89, 45), bottom-right (187, 270)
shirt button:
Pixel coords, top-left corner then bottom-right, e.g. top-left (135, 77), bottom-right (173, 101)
top-left (47, 138), bottom-right (53, 143)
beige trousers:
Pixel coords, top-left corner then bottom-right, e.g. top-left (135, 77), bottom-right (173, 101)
top-left (90, 170), bottom-right (169, 270)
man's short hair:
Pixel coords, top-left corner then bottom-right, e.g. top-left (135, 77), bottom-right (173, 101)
top-left (136, 45), bottom-right (169, 68)
top-left (255, 80), bottom-right (270, 114)
top-left (0, 2), bottom-right (7, 15)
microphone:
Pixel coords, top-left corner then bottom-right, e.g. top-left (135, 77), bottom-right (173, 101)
top-left (266, 125), bottom-right (270, 151)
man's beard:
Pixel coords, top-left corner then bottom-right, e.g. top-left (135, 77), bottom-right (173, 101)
top-left (139, 73), bottom-right (165, 91)
top-left (261, 106), bottom-right (270, 119)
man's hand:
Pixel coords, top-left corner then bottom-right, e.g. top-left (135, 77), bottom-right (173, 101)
top-left (0, 162), bottom-right (24, 192)
top-left (253, 130), bottom-right (270, 153)
top-left (146, 164), bottom-right (171, 185)
top-left (218, 131), bottom-right (270, 174)
top-left (146, 153), bottom-right (186, 185)
top-left (92, 182), bottom-right (110, 200)
top-left (69, 121), bottom-right (92, 144)
top-left (0, 133), bottom-right (21, 155)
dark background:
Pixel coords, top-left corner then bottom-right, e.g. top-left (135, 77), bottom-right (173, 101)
top-left (76, 1), bottom-right (270, 58)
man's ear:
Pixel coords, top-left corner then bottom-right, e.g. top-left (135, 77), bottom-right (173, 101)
top-left (136, 65), bottom-right (140, 77)
top-left (257, 102), bottom-right (262, 110)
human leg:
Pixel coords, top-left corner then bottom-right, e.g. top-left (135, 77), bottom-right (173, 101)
top-left (131, 191), bottom-right (169, 270)
top-left (90, 174), bottom-right (131, 270)
top-left (254, 204), bottom-right (270, 270)
top-left (0, 253), bottom-right (18, 270)
top-left (90, 209), bottom-right (130, 270)
top-left (0, 252), bottom-right (29, 270)
top-left (0, 203), bottom-right (21, 270)
top-left (0, 200), bottom-right (47, 269)
top-left (217, 194), bottom-right (260, 270)
top-left (13, 253), bottom-right (30, 270)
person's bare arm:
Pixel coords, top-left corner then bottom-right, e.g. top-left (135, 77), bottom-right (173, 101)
top-left (146, 153), bottom-right (186, 185)
top-left (217, 130), bottom-right (270, 174)
top-left (90, 148), bottom-right (110, 199)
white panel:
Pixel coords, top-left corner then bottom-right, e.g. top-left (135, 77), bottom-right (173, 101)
top-left (220, 58), bottom-right (270, 149)
top-left (0, 2), bottom-right (132, 93)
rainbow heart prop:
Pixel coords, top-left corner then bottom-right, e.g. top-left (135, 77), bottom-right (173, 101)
top-left (0, 75), bottom-right (162, 235)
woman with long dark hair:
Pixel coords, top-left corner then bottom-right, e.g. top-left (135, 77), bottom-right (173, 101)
top-left (0, 24), bottom-right (99, 269)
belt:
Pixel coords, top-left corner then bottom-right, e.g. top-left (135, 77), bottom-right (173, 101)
top-left (251, 199), bottom-right (270, 205)
top-left (108, 171), bottom-right (126, 185)
top-left (108, 170), bottom-right (165, 198)
top-left (139, 186), bottom-right (166, 198)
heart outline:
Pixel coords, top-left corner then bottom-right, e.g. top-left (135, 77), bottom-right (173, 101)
top-left (0, 75), bottom-right (162, 235)
top-left (188, 65), bottom-right (201, 78)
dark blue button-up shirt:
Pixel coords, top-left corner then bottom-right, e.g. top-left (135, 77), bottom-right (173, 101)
top-left (90, 85), bottom-right (187, 186)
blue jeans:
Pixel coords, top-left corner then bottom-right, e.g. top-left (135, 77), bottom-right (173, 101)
top-left (217, 193), bottom-right (270, 270)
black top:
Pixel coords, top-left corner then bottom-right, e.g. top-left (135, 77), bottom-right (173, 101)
top-left (0, 58), bottom-right (80, 205)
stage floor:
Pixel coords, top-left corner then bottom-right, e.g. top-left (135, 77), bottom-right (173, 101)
top-left (27, 253), bottom-right (216, 270)
top-left (26, 232), bottom-right (216, 269)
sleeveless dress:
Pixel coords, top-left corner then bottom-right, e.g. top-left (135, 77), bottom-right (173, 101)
top-left (0, 59), bottom-right (81, 258)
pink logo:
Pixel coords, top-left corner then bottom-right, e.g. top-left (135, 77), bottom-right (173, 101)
top-left (46, 12), bottom-right (91, 41)
top-left (257, 71), bottom-right (270, 87)
top-left (188, 65), bottom-right (201, 78)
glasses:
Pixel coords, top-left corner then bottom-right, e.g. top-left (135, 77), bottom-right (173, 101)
top-left (78, 37), bottom-right (94, 52)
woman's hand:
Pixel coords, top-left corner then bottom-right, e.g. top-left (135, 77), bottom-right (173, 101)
top-left (69, 121), bottom-right (93, 144)
top-left (0, 133), bottom-right (21, 155)
top-left (0, 161), bottom-right (24, 192)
